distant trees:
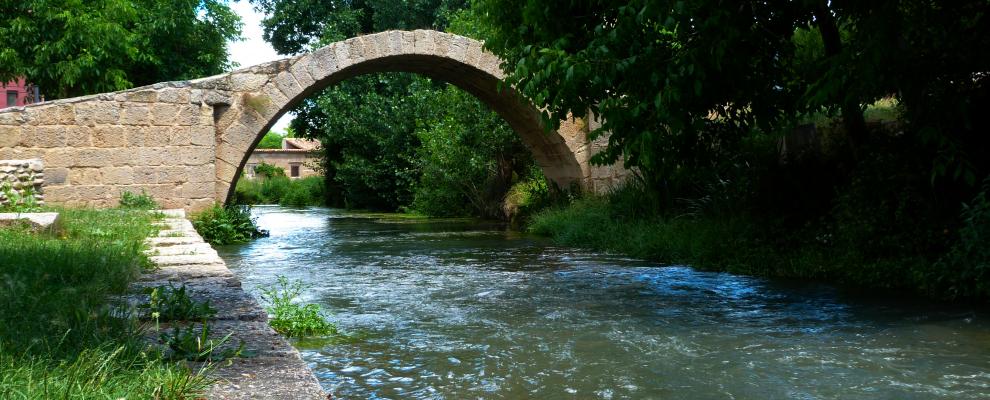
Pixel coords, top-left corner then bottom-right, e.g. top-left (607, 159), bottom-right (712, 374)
top-left (0, 0), bottom-right (241, 98)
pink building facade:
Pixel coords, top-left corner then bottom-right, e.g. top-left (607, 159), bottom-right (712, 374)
top-left (2, 77), bottom-right (41, 108)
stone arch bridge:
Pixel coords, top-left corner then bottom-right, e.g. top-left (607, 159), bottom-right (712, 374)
top-left (0, 30), bottom-right (627, 210)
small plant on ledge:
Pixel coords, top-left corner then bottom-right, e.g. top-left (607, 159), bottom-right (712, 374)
top-left (260, 275), bottom-right (338, 338)
top-left (140, 284), bottom-right (218, 323)
top-left (160, 321), bottom-right (248, 362)
top-left (191, 203), bottom-right (269, 245)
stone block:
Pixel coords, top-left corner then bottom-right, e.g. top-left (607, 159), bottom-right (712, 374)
top-left (451, 35), bottom-right (472, 64)
top-left (413, 30), bottom-right (434, 54)
top-left (179, 181), bottom-right (213, 198)
top-left (333, 41), bottom-right (353, 70)
top-left (70, 168), bottom-right (102, 185)
top-left (117, 89), bottom-right (158, 103)
top-left (74, 148), bottom-right (115, 168)
top-left (43, 149), bottom-right (75, 168)
top-left (189, 125), bottom-right (215, 146)
top-left (41, 185), bottom-right (76, 202)
top-left (289, 54), bottom-right (315, 88)
top-left (0, 126), bottom-right (20, 147)
top-left (308, 47), bottom-right (339, 81)
top-left (64, 126), bottom-right (91, 147)
top-left (0, 212), bottom-right (61, 232)
top-left (46, 168), bottom-right (68, 185)
top-left (167, 127), bottom-right (192, 146)
top-left (91, 126), bottom-right (127, 147)
top-left (75, 101), bottom-right (120, 126)
top-left (103, 166), bottom-right (135, 185)
top-left (120, 104), bottom-right (152, 125)
top-left (186, 164), bottom-right (215, 183)
top-left (176, 104), bottom-right (202, 126)
top-left (0, 111), bottom-right (26, 125)
top-left (213, 159), bottom-right (238, 186)
top-left (23, 126), bottom-right (66, 148)
top-left (229, 73), bottom-right (269, 92)
top-left (151, 104), bottom-right (181, 126)
top-left (434, 32), bottom-right (453, 57)
top-left (157, 88), bottom-right (191, 103)
top-left (272, 71), bottom-right (303, 100)
top-left (171, 146), bottom-right (214, 166)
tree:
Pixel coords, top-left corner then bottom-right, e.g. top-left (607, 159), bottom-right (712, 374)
top-left (474, 0), bottom-right (990, 191)
top-left (0, 0), bottom-right (241, 98)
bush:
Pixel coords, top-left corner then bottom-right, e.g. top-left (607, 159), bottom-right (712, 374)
top-left (253, 162), bottom-right (285, 178)
top-left (259, 276), bottom-right (337, 338)
top-left (191, 203), bottom-right (268, 245)
top-left (931, 178), bottom-right (990, 299)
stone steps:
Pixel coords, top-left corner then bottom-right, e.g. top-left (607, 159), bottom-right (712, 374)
top-left (137, 209), bottom-right (325, 399)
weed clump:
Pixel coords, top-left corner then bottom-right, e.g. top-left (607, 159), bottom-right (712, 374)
top-left (260, 276), bottom-right (338, 338)
top-left (119, 190), bottom-right (159, 210)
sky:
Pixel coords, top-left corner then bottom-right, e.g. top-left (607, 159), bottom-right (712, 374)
top-left (227, 1), bottom-right (293, 133)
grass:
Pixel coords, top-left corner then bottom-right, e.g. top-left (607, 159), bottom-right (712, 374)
top-left (528, 196), bottom-right (878, 286)
top-left (0, 208), bottom-right (211, 398)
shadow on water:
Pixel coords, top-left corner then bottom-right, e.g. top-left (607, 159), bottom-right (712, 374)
top-left (216, 206), bottom-right (990, 400)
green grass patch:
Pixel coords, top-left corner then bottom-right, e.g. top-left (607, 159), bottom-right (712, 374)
top-left (0, 208), bottom-right (210, 398)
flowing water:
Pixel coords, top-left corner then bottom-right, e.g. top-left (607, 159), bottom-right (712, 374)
top-left (216, 206), bottom-right (990, 399)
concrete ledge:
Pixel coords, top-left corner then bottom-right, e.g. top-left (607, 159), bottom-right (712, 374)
top-left (138, 210), bottom-right (325, 399)
top-left (0, 212), bottom-right (60, 231)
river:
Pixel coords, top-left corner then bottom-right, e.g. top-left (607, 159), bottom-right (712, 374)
top-left (216, 206), bottom-right (989, 399)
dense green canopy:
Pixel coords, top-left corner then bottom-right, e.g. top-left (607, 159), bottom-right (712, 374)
top-left (0, 0), bottom-right (241, 98)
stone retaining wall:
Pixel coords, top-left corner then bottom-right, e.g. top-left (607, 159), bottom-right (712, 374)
top-left (137, 210), bottom-right (325, 399)
top-left (0, 159), bottom-right (44, 207)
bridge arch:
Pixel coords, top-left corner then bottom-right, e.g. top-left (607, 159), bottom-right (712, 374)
top-left (205, 30), bottom-right (586, 203)
top-left (0, 30), bottom-right (626, 210)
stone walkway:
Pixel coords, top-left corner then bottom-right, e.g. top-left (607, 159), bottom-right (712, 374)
top-left (135, 209), bottom-right (325, 399)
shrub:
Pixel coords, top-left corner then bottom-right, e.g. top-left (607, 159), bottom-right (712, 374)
top-left (235, 175), bottom-right (325, 207)
top-left (254, 162), bottom-right (285, 178)
top-left (119, 190), bottom-right (159, 209)
top-left (191, 203), bottom-right (268, 245)
top-left (259, 276), bottom-right (337, 338)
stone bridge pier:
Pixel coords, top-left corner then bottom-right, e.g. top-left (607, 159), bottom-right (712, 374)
top-left (0, 30), bottom-right (628, 211)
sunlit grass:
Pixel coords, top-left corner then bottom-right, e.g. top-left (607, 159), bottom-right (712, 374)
top-left (0, 208), bottom-right (211, 398)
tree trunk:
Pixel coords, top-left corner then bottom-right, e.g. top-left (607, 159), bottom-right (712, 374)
top-left (814, 3), bottom-right (868, 158)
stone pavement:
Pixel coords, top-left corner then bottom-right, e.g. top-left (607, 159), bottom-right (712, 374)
top-left (136, 209), bottom-right (326, 399)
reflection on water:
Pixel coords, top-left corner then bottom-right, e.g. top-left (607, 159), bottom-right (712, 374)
top-left (217, 206), bottom-right (990, 399)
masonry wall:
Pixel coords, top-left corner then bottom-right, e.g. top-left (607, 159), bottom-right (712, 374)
top-left (0, 159), bottom-right (44, 207)
top-left (0, 84), bottom-right (219, 210)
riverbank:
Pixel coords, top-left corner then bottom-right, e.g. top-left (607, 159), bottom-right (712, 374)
top-left (0, 208), bottom-right (209, 398)
top-left (527, 189), bottom-right (989, 302)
